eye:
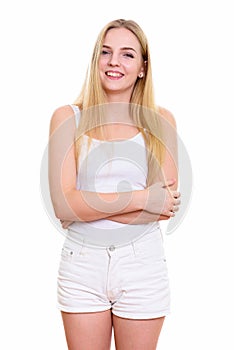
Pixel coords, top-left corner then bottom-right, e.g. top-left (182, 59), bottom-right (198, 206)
top-left (101, 50), bottom-right (111, 55)
top-left (123, 52), bottom-right (134, 58)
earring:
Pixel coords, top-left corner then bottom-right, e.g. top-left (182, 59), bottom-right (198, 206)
top-left (138, 72), bottom-right (144, 78)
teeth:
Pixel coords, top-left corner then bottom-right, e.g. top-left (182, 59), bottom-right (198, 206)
top-left (106, 72), bottom-right (122, 77)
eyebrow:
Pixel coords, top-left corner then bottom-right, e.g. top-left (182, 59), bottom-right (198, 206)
top-left (102, 44), bottom-right (137, 53)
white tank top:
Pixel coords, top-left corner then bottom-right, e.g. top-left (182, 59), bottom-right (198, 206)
top-left (68, 105), bottom-right (159, 246)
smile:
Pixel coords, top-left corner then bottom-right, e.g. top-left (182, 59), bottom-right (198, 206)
top-left (105, 71), bottom-right (124, 78)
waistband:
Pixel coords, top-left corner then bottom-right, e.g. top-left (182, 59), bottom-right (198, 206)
top-left (66, 225), bottom-right (161, 250)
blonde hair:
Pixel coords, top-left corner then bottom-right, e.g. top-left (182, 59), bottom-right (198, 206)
top-left (74, 19), bottom-right (165, 185)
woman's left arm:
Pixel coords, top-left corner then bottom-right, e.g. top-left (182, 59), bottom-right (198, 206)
top-left (107, 107), bottom-right (179, 225)
top-left (106, 211), bottom-right (171, 224)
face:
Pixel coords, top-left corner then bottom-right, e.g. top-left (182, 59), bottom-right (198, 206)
top-left (98, 27), bottom-right (145, 102)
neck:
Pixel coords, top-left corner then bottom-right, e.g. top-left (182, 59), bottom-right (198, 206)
top-left (104, 91), bottom-right (132, 104)
top-left (103, 102), bottom-right (133, 123)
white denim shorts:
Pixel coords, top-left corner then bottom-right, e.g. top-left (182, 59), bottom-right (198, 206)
top-left (57, 227), bottom-right (170, 319)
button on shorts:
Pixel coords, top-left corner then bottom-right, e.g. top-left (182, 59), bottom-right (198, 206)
top-left (57, 227), bottom-right (170, 319)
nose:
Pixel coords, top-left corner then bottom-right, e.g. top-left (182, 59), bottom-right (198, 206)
top-left (108, 52), bottom-right (120, 67)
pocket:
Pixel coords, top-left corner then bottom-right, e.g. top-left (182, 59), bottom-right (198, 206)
top-left (133, 233), bottom-right (166, 263)
top-left (61, 246), bottom-right (75, 262)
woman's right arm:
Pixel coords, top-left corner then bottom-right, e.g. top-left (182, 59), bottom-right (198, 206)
top-left (48, 106), bottom-right (178, 222)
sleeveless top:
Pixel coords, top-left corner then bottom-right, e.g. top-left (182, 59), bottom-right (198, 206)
top-left (68, 104), bottom-right (159, 247)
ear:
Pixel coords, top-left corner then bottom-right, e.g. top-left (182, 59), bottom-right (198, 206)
top-left (138, 67), bottom-right (145, 79)
top-left (138, 61), bottom-right (147, 78)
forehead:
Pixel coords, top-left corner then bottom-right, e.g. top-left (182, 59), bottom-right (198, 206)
top-left (103, 27), bottom-right (141, 51)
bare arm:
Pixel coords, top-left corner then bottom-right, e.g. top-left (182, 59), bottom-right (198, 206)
top-left (107, 107), bottom-right (180, 225)
top-left (48, 106), bottom-right (177, 223)
top-left (49, 106), bottom-right (147, 222)
top-left (158, 106), bottom-right (179, 191)
top-left (105, 211), bottom-right (170, 224)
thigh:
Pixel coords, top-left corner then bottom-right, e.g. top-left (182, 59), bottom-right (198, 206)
top-left (112, 314), bottom-right (165, 350)
top-left (61, 310), bottom-right (112, 350)
top-left (111, 229), bottom-right (170, 320)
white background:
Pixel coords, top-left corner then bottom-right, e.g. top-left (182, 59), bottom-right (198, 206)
top-left (1, 0), bottom-right (233, 349)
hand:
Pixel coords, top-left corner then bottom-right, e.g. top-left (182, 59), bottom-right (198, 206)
top-left (60, 220), bottom-right (74, 229)
top-left (144, 179), bottom-right (181, 217)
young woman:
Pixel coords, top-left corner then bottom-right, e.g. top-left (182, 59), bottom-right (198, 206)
top-left (49, 19), bottom-right (180, 350)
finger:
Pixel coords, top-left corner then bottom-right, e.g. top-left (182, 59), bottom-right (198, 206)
top-left (173, 191), bottom-right (181, 199)
top-left (172, 205), bottom-right (179, 212)
top-left (164, 207), bottom-right (175, 217)
top-left (163, 178), bottom-right (176, 188)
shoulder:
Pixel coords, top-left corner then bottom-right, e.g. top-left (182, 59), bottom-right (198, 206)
top-left (50, 104), bottom-right (76, 124)
top-left (49, 105), bottom-right (77, 134)
top-left (158, 106), bottom-right (176, 128)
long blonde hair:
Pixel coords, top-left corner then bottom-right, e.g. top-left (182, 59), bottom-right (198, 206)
top-left (74, 19), bottom-right (165, 185)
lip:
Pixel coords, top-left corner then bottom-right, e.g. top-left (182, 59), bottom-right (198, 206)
top-left (105, 70), bottom-right (124, 79)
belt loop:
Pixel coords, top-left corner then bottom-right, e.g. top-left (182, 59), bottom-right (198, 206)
top-left (79, 238), bottom-right (85, 255)
top-left (106, 247), bottom-right (111, 258)
top-left (131, 241), bottom-right (136, 257)
top-left (159, 227), bottom-right (164, 242)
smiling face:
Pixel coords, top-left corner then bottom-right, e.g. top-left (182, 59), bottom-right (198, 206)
top-left (98, 27), bottom-right (145, 102)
